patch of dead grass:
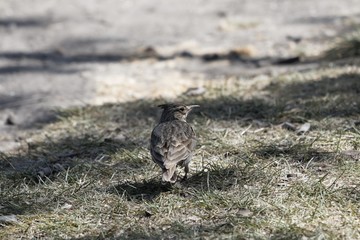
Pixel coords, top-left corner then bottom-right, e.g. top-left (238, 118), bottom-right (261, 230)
top-left (1, 64), bottom-right (360, 239)
top-left (324, 31), bottom-right (360, 60)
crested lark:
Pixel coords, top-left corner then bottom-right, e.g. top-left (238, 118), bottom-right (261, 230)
top-left (150, 103), bottom-right (199, 183)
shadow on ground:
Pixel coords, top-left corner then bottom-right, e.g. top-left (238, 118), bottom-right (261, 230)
top-left (93, 70), bottom-right (360, 125)
top-left (0, 133), bottom-right (138, 178)
top-left (0, 94), bottom-right (52, 128)
top-left (109, 166), bottom-right (240, 202)
top-left (109, 178), bottom-right (172, 202)
top-left (0, 134), bottom-right (140, 215)
top-left (0, 16), bottom-right (53, 28)
top-left (266, 72), bottom-right (360, 120)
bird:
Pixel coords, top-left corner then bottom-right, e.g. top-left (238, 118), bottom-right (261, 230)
top-left (150, 103), bottom-right (199, 183)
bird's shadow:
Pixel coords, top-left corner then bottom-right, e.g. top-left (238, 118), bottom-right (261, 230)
top-left (108, 166), bottom-right (240, 203)
top-left (108, 178), bottom-right (172, 202)
top-left (182, 167), bottom-right (239, 191)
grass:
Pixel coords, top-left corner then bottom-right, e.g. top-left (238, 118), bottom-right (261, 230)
top-left (324, 31), bottom-right (360, 60)
top-left (1, 59), bottom-right (360, 239)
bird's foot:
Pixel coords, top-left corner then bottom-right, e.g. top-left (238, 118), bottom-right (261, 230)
top-left (180, 174), bottom-right (188, 183)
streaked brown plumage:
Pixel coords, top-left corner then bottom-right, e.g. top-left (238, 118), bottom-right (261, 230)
top-left (150, 103), bottom-right (199, 183)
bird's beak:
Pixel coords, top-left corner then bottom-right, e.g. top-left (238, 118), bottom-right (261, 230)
top-left (188, 105), bottom-right (200, 109)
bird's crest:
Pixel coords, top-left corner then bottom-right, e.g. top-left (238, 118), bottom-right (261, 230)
top-left (157, 103), bottom-right (180, 109)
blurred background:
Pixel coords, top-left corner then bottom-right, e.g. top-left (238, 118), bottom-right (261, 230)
top-left (1, 0), bottom-right (360, 151)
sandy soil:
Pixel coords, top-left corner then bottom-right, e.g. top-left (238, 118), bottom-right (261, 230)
top-left (0, 0), bottom-right (360, 151)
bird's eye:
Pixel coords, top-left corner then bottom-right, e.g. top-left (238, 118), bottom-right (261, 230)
top-left (178, 107), bottom-right (185, 112)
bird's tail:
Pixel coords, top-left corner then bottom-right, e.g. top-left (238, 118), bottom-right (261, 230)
top-left (162, 165), bottom-right (177, 183)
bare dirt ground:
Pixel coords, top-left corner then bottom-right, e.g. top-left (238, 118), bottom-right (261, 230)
top-left (0, 0), bottom-right (360, 152)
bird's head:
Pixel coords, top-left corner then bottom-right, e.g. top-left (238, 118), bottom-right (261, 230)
top-left (158, 103), bottom-right (199, 122)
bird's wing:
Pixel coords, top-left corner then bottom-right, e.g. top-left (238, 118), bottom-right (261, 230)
top-left (150, 121), bottom-right (196, 169)
top-left (150, 128), bottom-right (166, 168)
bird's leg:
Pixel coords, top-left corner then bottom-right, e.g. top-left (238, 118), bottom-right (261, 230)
top-left (181, 162), bottom-right (190, 182)
top-left (170, 171), bottom-right (177, 183)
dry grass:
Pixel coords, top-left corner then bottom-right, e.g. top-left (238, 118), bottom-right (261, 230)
top-left (1, 62), bottom-right (360, 239)
top-left (324, 31), bottom-right (360, 60)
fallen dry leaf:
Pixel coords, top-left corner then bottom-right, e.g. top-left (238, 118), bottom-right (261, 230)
top-left (297, 123), bottom-right (311, 134)
top-left (237, 208), bottom-right (253, 217)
